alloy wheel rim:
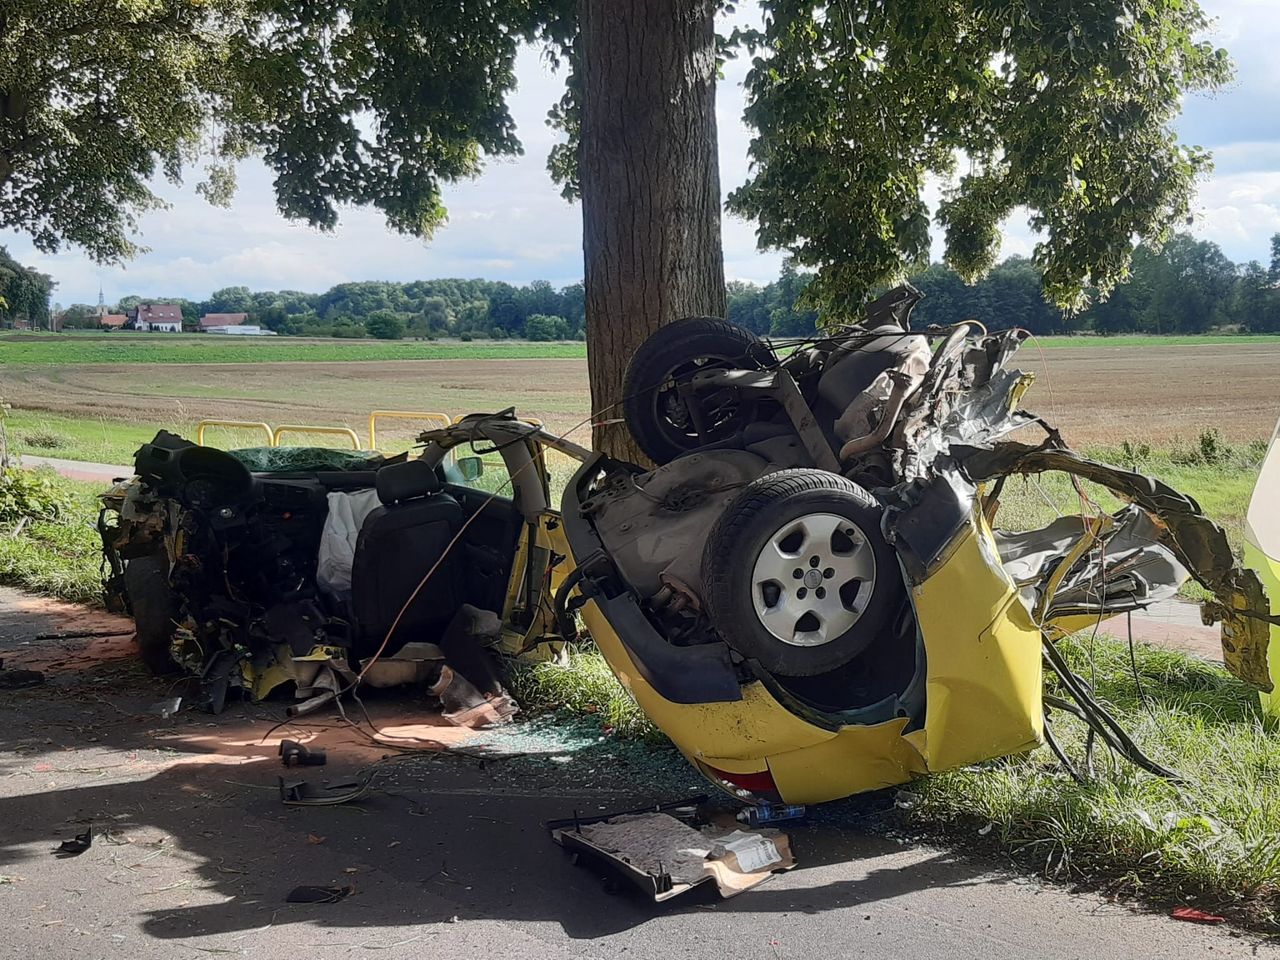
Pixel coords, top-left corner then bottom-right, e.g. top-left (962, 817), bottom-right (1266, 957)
top-left (750, 511), bottom-right (877, 647)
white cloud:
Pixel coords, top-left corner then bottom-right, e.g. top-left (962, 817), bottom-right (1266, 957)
top-left (8, 0), bottom-right (1280, 307)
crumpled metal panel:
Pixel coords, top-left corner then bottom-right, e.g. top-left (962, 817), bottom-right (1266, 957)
top-left (955, 441), bottom-right (1275, 692)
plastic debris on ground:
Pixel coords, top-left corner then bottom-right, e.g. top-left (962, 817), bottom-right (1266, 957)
top-left (549, 800), bottom-right (795, 902)
top-left (54, 828), bottom-right (92, 858)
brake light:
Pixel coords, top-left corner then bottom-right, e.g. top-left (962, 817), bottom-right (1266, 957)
top-left (701, 763), bottom-right (781, 801)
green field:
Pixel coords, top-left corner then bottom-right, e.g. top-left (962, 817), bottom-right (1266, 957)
top-left (0, 333), bottom-right (588, 365)
top-left (5, 330), bottom-right (1280, 367)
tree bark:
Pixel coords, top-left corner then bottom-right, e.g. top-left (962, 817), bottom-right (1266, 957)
top-left (578, 0), bottom-right (726, 459)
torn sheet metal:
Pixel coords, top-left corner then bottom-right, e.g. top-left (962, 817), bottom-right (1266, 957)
top-left (551, 809), bottom-right (795, 901)
top-left (956, 441), bottom-right (1275, 691)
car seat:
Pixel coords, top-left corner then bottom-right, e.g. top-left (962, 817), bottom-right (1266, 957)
top-left (349, 460), bottom-right (464, 656)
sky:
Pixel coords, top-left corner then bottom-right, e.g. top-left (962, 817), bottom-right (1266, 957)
top-left (4, 0), bottom-right (1279, 308)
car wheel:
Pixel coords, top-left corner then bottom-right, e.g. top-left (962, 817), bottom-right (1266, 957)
top-left (622, 316), bottom-right (772, 464)
top-left (701, 469), bottom-right (903, 677)
top-left (123, 554), bottom-right (180, 675)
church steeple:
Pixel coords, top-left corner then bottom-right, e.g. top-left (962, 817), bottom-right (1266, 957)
top-left (97, 285), bottom-right (107, 318)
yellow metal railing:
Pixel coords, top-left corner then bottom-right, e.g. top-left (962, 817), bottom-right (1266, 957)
top-left (195, 419), bottom-right (274, 448)
top-left (271, 424), bottom-right (362, 449)
top-left (367, 410), bottom-right (452, 451)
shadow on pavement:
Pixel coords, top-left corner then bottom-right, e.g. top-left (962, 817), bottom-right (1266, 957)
top-left (0, 633), bottom-right (1006, 944)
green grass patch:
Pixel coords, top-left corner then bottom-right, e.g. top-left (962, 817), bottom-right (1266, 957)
top-left (0, 333), bottom-right (586, 366)
top-left (912, 636), bottom-right (1279, 927)
top-left (0, 470), bottom-right (105, 604)
top-left (994, 436), bottom-right (1262, 557)
top-left (507, 645), bottom-right (662, 743)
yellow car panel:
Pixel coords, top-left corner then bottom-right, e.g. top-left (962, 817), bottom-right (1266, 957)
top-left (580, 505), bottom-right (1043, 805)
top-left (907, 521), bottom-right (1044, 771)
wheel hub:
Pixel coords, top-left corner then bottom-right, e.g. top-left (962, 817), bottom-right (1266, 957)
top-left (749, 512), bottom-right (877, 648)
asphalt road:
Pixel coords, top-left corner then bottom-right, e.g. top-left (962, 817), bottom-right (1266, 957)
top-left (1, 586), bottom-right (1267, 959)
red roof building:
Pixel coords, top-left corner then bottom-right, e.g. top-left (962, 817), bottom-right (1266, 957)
top-left (100, 314), bottom-right (128, 329)
top-left (132, 303), bottom-right (184, 332)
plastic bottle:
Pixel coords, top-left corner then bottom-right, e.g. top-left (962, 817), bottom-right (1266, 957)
top-left (736, 803), bottom-right (806, 826)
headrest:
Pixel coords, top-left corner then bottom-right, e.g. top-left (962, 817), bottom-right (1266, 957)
top-left (375, 460), bottom-right (441, 505)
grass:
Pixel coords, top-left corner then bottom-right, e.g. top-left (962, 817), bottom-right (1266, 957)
top-left (994, 438), bottom-right (1263, 557)
top-left (912, 636), bottom-right (1280, 927)
top-left (0, 333), bottom-right (587, 365)
top-left (0, 471), bottom-right (105, 605)
top-left (507, 645), bottom-right (662, 743)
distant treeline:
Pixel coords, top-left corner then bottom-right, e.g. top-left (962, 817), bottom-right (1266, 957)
top-left (23, 230), bottom-right (1280, 339)
top-left (729, 232), bottom-right (1280, 337)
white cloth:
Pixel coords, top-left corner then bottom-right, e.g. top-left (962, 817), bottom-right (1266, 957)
top-left (316, 488), bottom-right (382, 599)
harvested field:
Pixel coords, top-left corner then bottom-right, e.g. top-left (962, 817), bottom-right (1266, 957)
top-left (2, 339), bottom-right (1278, 452)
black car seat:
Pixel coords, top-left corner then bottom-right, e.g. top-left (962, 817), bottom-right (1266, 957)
top-left (349, 460), bottom-right (464, 656)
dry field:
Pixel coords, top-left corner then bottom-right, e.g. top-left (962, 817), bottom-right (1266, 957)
top-left (3, 339), bottom-right (1278, 451)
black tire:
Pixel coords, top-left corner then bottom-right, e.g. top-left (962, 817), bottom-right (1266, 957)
top-left (622, 316), bottom-right (771, 464)
top-left (701, 469), bottom-right (903, 677)
top-left (123, 554), bottom-right (180, 675)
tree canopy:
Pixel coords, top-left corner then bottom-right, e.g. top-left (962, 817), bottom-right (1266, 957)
top-left (2, 0), bottom-right (1230, 317)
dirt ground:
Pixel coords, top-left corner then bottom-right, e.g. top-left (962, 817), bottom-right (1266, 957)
top-left (5, 339), bottom-right (1280, 448)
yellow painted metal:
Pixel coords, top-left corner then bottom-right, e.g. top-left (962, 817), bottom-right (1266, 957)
top-left (272, 424), bottom-right (362, 449)
top-left (906, 517), bottom-right (1044, 770)
top-left (582, 602), bottom-right (834, 761)
top-left (367, 410), bottom-right (451, 451)
top-left (578, 501), bottom-right (1044, 805)
top-left (499, 511), bottom-right (574, 661)
top-left (1247, 543), bottom-right (1280, 717)
top-left (764, 718), bottom-right (928, 804)
top-left (195, 418), bottom-right (274, 448)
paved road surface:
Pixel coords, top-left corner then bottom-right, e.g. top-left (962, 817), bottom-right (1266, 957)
top-left (0, 585), bottom-right (1267, 959)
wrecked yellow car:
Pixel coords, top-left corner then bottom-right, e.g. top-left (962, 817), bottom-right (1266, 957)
top-left (558, 286), bottom-right (1274, 804)
top-left (99, 286), bottom-right (1275, 807)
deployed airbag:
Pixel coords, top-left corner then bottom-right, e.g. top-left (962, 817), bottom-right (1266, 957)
top-left (316, 488), bottom-right (381, 599)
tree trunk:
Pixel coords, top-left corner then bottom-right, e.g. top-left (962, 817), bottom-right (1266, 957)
top-left (578, 0), bottom-right (726, 460)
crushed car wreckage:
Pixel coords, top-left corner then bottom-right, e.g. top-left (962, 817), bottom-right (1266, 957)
top-left (99, 417), bottom-right (588, 723)
top-left (99, 284), bottom-right (1275, 805)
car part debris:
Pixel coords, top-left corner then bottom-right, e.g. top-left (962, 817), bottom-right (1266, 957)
top-left (286, 885), bottom-right (353, 904)
top-left (1170, 906), bottom-right (1226, 925)
top-left (99, 416), bottom-right (578, 718)
top-left (54, 828), bottom-right (92, 858)
top-left (1245, 415), bottom-right (1280, 715)
top-left (148, 696), bottom-right (182, 718)
top-left (736, 803), bottom-right (806, 826)
top-left (551, 807), bottom-right (795, 902)
top-left (279, 739), bottom-right (327, 767)
top-left (279, 774), bottom-right (375, 807)
top-left (559, 285), bottom-right (1272, 806)
top-left (32, 629), bottom-right (133, 641)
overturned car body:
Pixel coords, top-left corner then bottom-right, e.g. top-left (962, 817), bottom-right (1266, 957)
top-left (558, 287), bottom-right (1273, 803)
top-left (99, 286), bottom-right (1274, 805)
